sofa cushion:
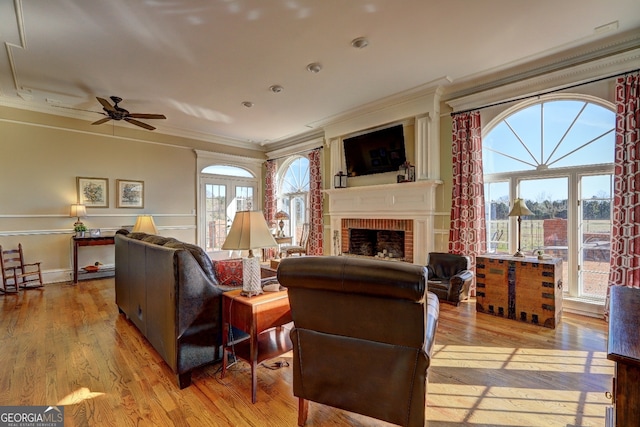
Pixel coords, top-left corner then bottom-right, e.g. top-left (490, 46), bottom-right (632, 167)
top-left (212, 259), bottom-right (244, 288)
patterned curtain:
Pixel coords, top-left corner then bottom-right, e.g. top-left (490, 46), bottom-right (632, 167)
top-left (307, 148), bottom-right (324, 255)
top-left (264, 160), bottom-right (277, 223)
top-left (449, 111), bottom-right (487, 291)
top-left (264, 159), bottom-right (277, 259)
top-left (605, 71), bottom-right (640, 317)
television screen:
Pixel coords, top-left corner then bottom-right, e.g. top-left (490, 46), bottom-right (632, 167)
top-left (343, 124), bottom-right (406, 177)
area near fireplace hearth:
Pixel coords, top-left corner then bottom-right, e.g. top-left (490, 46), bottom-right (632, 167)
top-left (324, 180), bottom-right (442, 265)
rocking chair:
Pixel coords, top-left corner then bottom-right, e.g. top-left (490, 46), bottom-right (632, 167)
top-left (1, 244), bottom-right (44, 293)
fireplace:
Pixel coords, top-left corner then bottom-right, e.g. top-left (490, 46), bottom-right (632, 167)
top-left (325, 180), bottom-right (442, 265)
top-left (349, 229), bottom-right (405, 259)
top-left (342, 218), bottom-right (413, 263)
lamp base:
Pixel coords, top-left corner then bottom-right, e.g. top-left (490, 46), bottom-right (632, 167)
top-left (241, 256), bottom-right (262, 297)
top-left (513, 250), bottom-right (525, 257)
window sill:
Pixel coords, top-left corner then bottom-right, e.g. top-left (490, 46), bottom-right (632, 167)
top-left (563, 296), bottom-right (605, 319)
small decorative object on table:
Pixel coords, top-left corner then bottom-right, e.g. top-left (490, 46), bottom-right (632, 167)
top-left (334, 171), bottom-right (347, 188)
top-left (398, 161), bottom-right (415, 183)
top-left (90, 228), bottom-right (101, 237)
top-left (83, 261), bottom-right (102, 273)
top-left (74, 223), bottom-right (87, 238)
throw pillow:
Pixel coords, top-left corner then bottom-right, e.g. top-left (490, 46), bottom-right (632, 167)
top-left (213, 259), bottom-right (244, 288)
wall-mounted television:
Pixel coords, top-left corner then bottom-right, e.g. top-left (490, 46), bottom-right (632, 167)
top-left (343, 124), bottom-right (406, 177)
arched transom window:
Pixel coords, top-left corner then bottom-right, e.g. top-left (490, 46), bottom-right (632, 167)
top-left (483, 96), bottom-right (614, 302)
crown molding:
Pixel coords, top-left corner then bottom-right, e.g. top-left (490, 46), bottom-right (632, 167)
top-left (444, 30), bottom-right (640, 112)
top-left (446, 46), bottom-right (640, 113)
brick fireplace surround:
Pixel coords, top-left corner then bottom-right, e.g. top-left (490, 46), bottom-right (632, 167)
top-left (324, 180), bottom-right (442, 265)
top-left (341, 218), bottom-right (414, 263)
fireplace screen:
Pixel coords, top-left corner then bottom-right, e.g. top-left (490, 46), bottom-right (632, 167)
top-left (348, 228), bottom-right (405, 260)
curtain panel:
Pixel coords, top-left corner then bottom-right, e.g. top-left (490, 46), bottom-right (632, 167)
top-left (307, 148), bottom-right (324, 255)
top-left (264, 160), bottom-right (277, 223)
top-left (449, 111), bottom-right (487, 291)
top-left (606, 71), bottom-right (640, 317)
top-left (264, 159), bottom-right (277, 259)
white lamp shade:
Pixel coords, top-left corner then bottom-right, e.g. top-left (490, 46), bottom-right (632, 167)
top-left (70, 204), bottom-right (87, 218)
top-left (132, 215), bottom-right (158, 234)
top-left (222, 210), bottom-right (277, 251)
top-left (508, 198), bottom-right (533, 217)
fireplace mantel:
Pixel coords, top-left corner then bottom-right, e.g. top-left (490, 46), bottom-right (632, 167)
top-left (324, 180), bottom-right (443, 264)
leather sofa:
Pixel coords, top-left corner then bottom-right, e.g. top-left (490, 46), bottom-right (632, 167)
top-left (426, 252), bottom-right (474, 305)
top-left (114, 230), bottom-right (244, 388)
top-left (277, 256), bottom-right (439, 427)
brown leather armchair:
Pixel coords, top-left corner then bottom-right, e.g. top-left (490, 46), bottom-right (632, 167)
top-left (277, 256), bottom-right (440, 427)
top-left (426, 252), bottom-right (473, 305)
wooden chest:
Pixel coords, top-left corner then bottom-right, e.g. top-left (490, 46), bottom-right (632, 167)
top-left (475, 255), bottom-right (563, 328)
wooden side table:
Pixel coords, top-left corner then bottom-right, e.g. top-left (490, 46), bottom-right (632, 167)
top-left (72, 235), bottom-right (115, 283)
top-left (221, 289), bottom-right (293, 403)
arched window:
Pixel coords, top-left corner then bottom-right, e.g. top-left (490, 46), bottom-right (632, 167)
top-left (483, 96), bottom-right (615, 301)
top-left (277, 156), bottom-right (309, 242)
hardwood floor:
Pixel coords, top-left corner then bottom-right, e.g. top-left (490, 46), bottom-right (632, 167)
top-left (0, 279), bottom-right (613, 426)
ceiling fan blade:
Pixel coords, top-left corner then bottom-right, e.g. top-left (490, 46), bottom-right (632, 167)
top-left (125, 117), bottom-right (156, 131)
top-left (97, 97), bottom-right (116, 112)
top-left (128, 113), bottom-right (166, 120)
top-left (92, 117), bottom-right (112, 125)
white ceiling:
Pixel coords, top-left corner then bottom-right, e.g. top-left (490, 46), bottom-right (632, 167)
top-left (1, 0), bottom-right (639, 147)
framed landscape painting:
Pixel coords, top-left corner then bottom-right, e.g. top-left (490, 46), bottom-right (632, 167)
top-left (77, 177), bottom-right (109, 208)
top-left (116, 179), bottom-right (144, 208)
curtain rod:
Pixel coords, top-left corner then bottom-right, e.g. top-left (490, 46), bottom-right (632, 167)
top-left (266, 145), bottom-right (323, 162)
top-left (451, 68), bottom-right (640, 116)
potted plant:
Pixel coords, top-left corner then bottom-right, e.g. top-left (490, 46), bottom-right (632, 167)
top-left (535, 249), bottom-right (545, 260)
top-left (74, 223), bottom-right (87, 237)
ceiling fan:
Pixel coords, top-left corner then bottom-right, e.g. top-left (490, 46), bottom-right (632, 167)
top-left (92, 96), bottom-right (166, 130)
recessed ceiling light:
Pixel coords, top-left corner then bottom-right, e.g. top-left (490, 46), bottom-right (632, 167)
top-left (241, 101), bottom-right (253, 108)
top-left (351, 37), bottom-right (369, 49)
top-left (269, 85), bottom-right (284, 93)
top-left (306, 62), bottom-right (322, 73)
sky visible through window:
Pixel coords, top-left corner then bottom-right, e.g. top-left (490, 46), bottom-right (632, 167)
top-left (483, 100), bottom-right (614, 200)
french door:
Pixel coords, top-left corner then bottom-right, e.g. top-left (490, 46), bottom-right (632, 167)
top-left (201, 176), bottom-right (256, 254)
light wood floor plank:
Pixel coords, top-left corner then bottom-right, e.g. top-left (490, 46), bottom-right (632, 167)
top-left (0, 279), bottom-right (612, 426)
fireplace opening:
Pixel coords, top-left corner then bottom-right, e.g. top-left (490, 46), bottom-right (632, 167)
top-left (348, 228), bottom-right (405, 260)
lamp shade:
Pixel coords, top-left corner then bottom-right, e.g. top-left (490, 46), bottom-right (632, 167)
top-left (508, 198), bottom-right (533, 217)
top-left (222, 210), bottom-right (278, 251)
top-left (132, 215), bottom-right (158, 234)
top-left (274, 210), bottom-right (289, 221)
top-left (70, 204), bottom-right (87, 219)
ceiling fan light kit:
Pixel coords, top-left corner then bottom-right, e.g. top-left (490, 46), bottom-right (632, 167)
top-left (92, 96), bottom-right (166, 131)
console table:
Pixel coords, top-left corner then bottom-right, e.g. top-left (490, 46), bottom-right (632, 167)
top-left (221, 289), bottom-right (293, 403)
top-left (72, 235), bottom-right (115, 283)
top-left (607, 285), bottom-right (640, 426)
top-left (476, 254), bottom-right (563, 328)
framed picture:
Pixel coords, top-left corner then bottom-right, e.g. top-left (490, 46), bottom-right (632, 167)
top-left (77, 177), bottom-right (109, 208)
top-left (116, 179), bottom-right (144, 208)
top-left (89, 228), bottom-right (101, 237)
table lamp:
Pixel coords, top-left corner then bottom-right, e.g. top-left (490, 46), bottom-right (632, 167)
top-left (132, 215), bottom-right (158, 234)
top-left (222, 210), bottom-right (277, 296)
top-left (274, 210), bottom-right (289, 237)
top-left (508, 198), bottom-right (533, 257)
top-left (70, 204), bottom-right (87, 228)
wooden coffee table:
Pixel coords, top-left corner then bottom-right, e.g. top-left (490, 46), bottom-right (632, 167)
top-left (221, 289), bottom-right (293, 403)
